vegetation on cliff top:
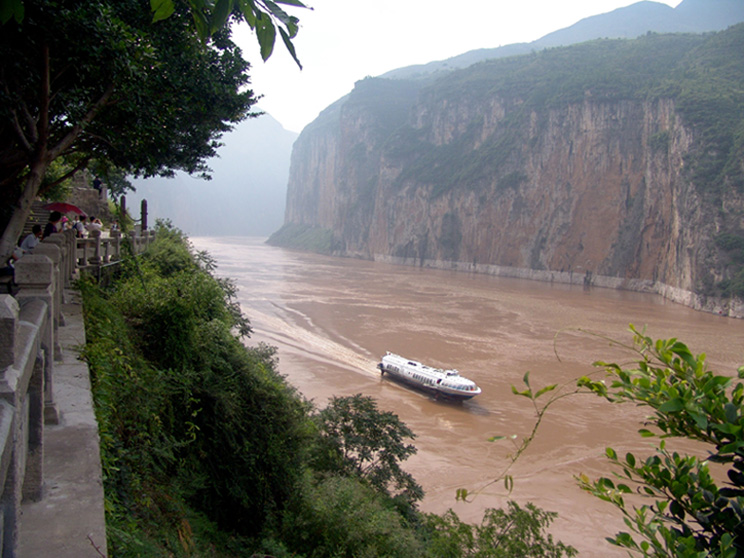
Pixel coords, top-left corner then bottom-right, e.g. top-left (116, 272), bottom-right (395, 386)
top-left (80, 222), bottom-right (576, 557)
top-left (387, 25), bottom-right (744, 199)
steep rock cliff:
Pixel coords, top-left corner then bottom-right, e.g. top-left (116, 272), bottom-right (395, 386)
top-left (273, 26), bottom-right (744, 314)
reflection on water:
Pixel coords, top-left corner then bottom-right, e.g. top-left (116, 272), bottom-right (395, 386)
top-left (193, 236), bottom-right (744, 557)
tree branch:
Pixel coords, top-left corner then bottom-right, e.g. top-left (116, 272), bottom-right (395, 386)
top-left (21, 98), bottom-right (38, 144)
top-left (48, 82), bottom-right (115, 162)
top-left (35, 43), bottom-right (50, 161)
top-left (3, 80), bottom-right (33, 151)
top-left (37, 156), bottom-right (91, 198)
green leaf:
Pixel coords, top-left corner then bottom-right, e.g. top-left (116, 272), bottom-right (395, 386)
top-left (638, 428), bottom-right (655, 437)
top-left (210, 0), bottom-right (234, 33)
top-left (255, 12), bottom-right (276, 61)
top-left (238, 0), bottom-right (257, 27)
top-left (504, 474), bottom-right (514, 493)
top-left (151, 0), bottom-right (175, 22)
top-left (670, 341), bottom-right (697, 370)
top-left (189, 7), bottom-right (210, 38)
top-left (264, 0), bottom-right (292, 26)
top-left (488, 435), bottom-right (507, 442)
top-left (689, 411), bottom-right (708, 430)
top-left (279, 27), bottom-right (302, 68)
top-left (719, 441), bottom-right (744, 454)
top-left (274, 0), bottom-right (307, 6)
top-left (712, 422), bottom-right (741, 436)
top-left (0, 0), bottom-right (23, 24)
top-left (670, 499), bottom-right (685, 518)
top-left (511, 385), bottom-right (532, 398)
top-left (658, 398), bottom-right (684, 413)
top-left (625, 453), bottom-right (636, 467)
top-left (535, 384), bottom-right (557, 398)
top-left (725, 402), bottom-right (739, 423)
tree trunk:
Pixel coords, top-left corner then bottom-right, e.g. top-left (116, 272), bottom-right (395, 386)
top-left (0, 42), bottom-right (113, 262)
top-left (0, 168), bottom-right (45, 261)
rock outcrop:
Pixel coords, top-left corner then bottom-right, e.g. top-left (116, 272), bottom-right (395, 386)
top-left (273, 26), bottom-right (744, 316)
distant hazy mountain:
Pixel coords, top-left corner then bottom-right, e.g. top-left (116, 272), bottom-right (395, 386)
top-left (128, 112), bottom-right (297, 237)
top-left (382, 0), bottom-right (744, 80)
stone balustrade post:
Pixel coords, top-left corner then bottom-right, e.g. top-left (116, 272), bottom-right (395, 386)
top-left (111, 230), bottom-right (121, 260)
top-left (41, 235), bottom-right (68, 309)
top-left (0, 295), bottom-right (52, 555)
top-left (77, 237), bottom-right (88, 268)
top-left (129, 230), bottom-right (138, 255)
top-left (89, 229), bottom-right (102, 266)
top-left (13, 256), bottom-right (59, 425)
top-left (0, 296), bottom-right (17, 372)
top-left (30, 242), bottom-right (65, 333)
top-left (63, 229), bottom-right (76, 281)
top-left (30, 243), bottom-right (63, 334)
top-left (0, 295), bottom-right (20, 557)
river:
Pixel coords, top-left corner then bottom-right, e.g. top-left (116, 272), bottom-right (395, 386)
top-left (192, 236), bottom-right (744, 557)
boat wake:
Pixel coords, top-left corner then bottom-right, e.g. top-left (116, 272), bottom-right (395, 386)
top-left (243, 300), bottom-right (380, 378)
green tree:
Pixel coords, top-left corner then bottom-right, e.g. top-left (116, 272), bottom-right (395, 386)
top-left (312, 394), bottom-right (425, 507)
top-left (0, 0), bottom-right (254, 260)
top-left (150, 0), bottom-right (306, 67)
top-left (577, 326), bottom-right (744, 557)
top-left (279, 475), bottom-right (427, 558)
top-left (425, 502), bottom-right (577, 558)
top-left (1, 0), bottom-right (307, 66)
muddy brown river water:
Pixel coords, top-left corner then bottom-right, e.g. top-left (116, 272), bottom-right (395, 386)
top-left (192, 236), bottom-right (744, 557)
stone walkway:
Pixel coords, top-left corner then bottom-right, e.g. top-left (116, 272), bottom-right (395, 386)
top-left (18, 291), bottom-right (108, 557)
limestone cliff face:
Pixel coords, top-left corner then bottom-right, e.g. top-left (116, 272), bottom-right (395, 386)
top-left (277, 29), bottom-right (744, 313)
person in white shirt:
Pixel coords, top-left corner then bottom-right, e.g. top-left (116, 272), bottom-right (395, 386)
top-left (86, 215), bottom-right (103, 233)
top-left (20, 225), bottom-right (42, 253)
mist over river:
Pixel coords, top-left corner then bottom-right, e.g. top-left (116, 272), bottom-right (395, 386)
top-left (192, 236), bottom-right (744, 557)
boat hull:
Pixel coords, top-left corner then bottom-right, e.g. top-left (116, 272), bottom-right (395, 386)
top-left (377, 358), bottom-right (481, 401)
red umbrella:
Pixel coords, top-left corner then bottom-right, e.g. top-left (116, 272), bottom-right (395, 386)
top-left (41, 202), bottom-right (85, 215)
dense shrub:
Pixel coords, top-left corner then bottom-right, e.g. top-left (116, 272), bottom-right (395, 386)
top-left (280, 475), bottom-right (427, 557)
top-left (82, 222), bottom-right (313, 551)
top-left (424, 502), bottom-right (577, 558)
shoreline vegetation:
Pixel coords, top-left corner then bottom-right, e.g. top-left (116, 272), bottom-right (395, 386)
top-left (80, 221), bottom-right (577, 557)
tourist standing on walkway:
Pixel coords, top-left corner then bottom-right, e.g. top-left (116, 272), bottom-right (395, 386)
top-left (75, 215), bottom-right (87, 238)
top-left (86, 216), bottom-right (102, 234)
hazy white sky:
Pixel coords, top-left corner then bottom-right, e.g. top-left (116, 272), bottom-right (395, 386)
top-left (234, 0), bottom-right (682, 133)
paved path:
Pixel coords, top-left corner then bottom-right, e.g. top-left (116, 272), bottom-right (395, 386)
top-left (19, 291), bottom-right (108, 557)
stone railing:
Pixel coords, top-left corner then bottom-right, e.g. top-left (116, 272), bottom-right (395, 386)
top-left (76, 228), bottom-right (156, 269)
top-left (0, 257), bottom-right (55, 557)
top-left (0, 225), bottom-right (154, 556)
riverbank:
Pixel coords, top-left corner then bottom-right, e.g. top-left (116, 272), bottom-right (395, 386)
top-left (360, 253), bottom-right (744, 318)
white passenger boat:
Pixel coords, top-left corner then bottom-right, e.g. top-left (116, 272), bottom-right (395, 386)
top-left (377, 352), bottom-right (481, 401)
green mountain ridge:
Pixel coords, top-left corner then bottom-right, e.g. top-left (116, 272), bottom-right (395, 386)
top-left (381, 0), bottom-right (744, 81)
top-left (274, 23), bottom-right (744, 312)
